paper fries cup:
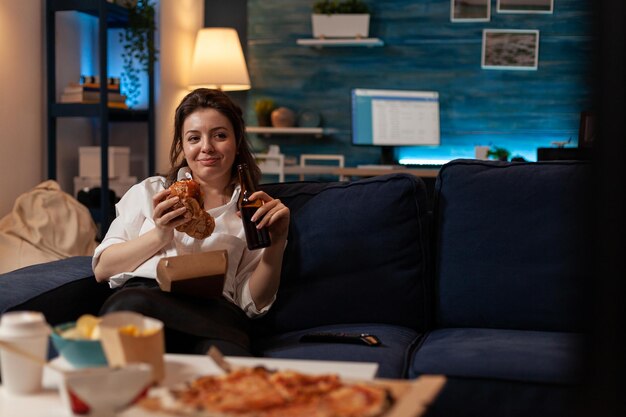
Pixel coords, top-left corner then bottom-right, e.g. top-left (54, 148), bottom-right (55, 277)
top-left (98, 311), bottom-right (165, 382)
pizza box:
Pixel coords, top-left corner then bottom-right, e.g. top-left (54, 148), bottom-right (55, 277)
top-left (118, 373), bottom-right (446, 417)
top-left (156, 250), bottom-right (227, 298)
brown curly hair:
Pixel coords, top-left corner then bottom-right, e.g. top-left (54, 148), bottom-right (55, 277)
top-left (165, 88), bottom-right (260, 186)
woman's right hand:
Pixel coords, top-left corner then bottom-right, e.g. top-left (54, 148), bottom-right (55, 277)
top-left (152, 189), bottom-right (190, 243)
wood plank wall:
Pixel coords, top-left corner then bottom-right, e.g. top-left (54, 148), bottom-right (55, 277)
top-left (226, 1), bottom-right (594, 164)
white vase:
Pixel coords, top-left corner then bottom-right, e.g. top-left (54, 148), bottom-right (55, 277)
top-left (311, 14), bottom-right (370, 39)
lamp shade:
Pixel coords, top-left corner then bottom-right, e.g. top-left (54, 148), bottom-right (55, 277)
top-left (188, 28), bottom-right (251, 91)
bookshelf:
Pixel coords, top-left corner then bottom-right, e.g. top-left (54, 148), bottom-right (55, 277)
top-left (45, 0), bottom-right (155, 237)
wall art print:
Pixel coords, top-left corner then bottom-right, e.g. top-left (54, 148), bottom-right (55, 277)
top-left (451, 0), bottom-right (491, 22)
top-left (481, 29), bottom-right (540, 70)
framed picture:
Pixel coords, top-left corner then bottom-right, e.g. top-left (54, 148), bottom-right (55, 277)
top-left (481, 29), bottom-right (540, 70)
top-left (497, 0), bottom-right (554, 14)
top-left (578, 111), bottom-right (596, 148)
top-left (450, 0), bottom-right (491, 22)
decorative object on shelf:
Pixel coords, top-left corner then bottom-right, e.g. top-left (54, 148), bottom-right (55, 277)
top-left (474, 145), bottom-right (490, 160)
top-left (481, 29), bottom-right (539, 71)
top-left (578, 111), bottom-right (595, 148)
top-left (254, 99), bottom-right (277, 127)
top-left (60, 80), bottom-right (128, 108)
top-left (497, 0), bottom-right (554, 14)
top-left (271, 107), bottom-right (296, 128)
top-left (551, 137), bottom-right (572, 148)
top-left (297, 110), bottom-right (321, 128)
top-left (189, 28), bottom-right (250, 91)
top-left (311, 0), bottom-right (371, 39)
top-left (450, 0), bottom-right (490, 22)
top-left (487, 146), bottom-right (511, 161)
top-left (118, 0), bottom-right (158, 108)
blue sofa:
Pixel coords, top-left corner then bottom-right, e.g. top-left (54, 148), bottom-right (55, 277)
top-left (0, 160), bottom-right (590, 415)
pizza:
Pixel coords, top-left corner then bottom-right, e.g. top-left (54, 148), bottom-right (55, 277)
top-left (137, 366), bottom-right (393, 417)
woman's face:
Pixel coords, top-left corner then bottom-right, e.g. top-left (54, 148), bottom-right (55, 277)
top-left (182, 108), bottom-right (237, 185)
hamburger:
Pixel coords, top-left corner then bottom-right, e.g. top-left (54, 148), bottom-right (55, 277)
top-left (168, 179), bottom-right (215, 239)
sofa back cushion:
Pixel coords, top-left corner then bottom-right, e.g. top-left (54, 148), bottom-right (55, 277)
top-left (434, 160), bottom-right (591, 332)
top-left (256, 174), bottom-right (430, 335)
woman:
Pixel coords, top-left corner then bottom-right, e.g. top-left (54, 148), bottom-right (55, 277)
top-left (92, 88), bottom-right (289, 355)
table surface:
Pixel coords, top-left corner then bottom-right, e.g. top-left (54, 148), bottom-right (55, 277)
top-left (0, 354), bottom-right (379, 417)
top-left (1, 354), bottom-right (445, 417)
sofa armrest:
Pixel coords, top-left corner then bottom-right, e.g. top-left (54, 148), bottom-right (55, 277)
top-left (0, 256), bottom-right (112, 325)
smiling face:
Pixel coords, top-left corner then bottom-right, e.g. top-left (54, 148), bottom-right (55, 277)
top-left (167, 89), bottom-right (261, 187)
top-left (181, 108), bottom-right (237, 185)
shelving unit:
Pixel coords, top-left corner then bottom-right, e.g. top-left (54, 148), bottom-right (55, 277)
top-left (45, 0), bottom-right (155, 237)
top-left (296, 38), bottom-right (384, 47)
top-left (246, 126), bottom-right (338, 138)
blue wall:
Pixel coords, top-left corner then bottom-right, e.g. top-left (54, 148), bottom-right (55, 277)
top-left (246, 0), bottom-right (594, 164)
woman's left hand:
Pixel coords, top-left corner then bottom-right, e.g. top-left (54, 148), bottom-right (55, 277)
top-left (247, 191), bottom-right (290, 243)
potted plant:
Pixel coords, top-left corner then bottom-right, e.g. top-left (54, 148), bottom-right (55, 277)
top-left (487, 146), bottom-right (511, 161)
top-left (117, 0), bottom-right (158, 108)
top-left (254, 99), bottom-right (277, 127)
top-left (312, 0), bottom-right (371, 39)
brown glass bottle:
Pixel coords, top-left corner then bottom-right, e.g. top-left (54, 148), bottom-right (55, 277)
top-left (237, 163), bottom-right (271, 250)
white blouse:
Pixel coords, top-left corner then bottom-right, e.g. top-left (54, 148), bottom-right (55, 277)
top-left (91, 176), bottom-right (274, 318)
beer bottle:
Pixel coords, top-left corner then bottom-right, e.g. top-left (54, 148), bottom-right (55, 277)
top-left (237, 163), bottom-right (271, 250)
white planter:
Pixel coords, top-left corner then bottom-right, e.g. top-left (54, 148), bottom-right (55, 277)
top-left (311, 14), bottom-right (370, 39)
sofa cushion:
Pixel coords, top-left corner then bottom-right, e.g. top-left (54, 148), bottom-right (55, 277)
top-left (256, 174), bottom-right (430, 335)
top-left (254, 323), bottom-right (421, 379)
top-left (409, 328), bottom-right (584, 384)
top-left (433, 160), bottom-right (591, 331)
top-left (0, 256), bottom-right (112, 325)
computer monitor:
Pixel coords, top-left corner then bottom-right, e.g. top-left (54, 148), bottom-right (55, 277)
top-left (351, 89), bottom-right (440, 164)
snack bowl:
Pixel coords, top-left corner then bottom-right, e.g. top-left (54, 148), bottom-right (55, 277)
top-left (57, 363), bottom-right (153, 417)
top-left (50, 322), bottom-right (108, 368)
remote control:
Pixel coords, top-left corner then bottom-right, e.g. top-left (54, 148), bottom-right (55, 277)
top-left (299, 332), bottom-right (381, 346)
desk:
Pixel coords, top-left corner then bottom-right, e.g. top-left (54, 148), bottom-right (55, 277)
top-left (282, 165), bottom-right (440, 179)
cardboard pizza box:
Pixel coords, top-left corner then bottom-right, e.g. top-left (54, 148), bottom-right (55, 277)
top-left (156, 250), bottom-right (228, 298)
top-left (118, 373), bottom-right (446, 417)
top-left (98, 311), bottom-right (165, 383)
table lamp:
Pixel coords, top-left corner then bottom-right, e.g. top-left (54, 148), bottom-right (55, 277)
top-left (188, 27), bottom-right (251, 91)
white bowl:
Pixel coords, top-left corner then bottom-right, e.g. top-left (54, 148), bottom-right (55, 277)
top-left (57, 363), bottom-right (153, 417)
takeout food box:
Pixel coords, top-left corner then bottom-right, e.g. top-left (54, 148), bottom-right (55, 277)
top-left (98, 312), bottom-right (165, 383)
top-left (156, 250), bottom-right (227, 299)
top-left (375, 375), bottom-right (446, 417)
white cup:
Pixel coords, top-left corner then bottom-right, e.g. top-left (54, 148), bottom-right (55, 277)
top-left (0, 311), bottom-right (51, 395)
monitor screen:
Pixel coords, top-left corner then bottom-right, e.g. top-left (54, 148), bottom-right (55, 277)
top-left (351, 89), bottom-right (440, 147)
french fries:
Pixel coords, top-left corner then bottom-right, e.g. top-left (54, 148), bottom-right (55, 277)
top-left (59, 314), bottom-right (157, 340)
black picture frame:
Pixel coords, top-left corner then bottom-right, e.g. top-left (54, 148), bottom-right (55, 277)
top-left (578, 111), bottom-right (596, 148)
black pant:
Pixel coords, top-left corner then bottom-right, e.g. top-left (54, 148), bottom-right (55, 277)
top-left (99, 278), bottom-right (251, 356)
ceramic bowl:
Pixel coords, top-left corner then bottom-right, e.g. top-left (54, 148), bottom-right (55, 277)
top-left (58, 363), bottom-right (153, 417)
top-left (50, 322), bottom-right (107, 368)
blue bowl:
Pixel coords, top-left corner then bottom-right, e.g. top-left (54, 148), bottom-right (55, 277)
top-left (50, 322), bottom-right (108, 368)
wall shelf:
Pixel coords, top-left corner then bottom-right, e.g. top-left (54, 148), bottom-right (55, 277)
top-left (296, 38), bottom-right (384, 47)
top-left (246, 126), bottom-right (337, 138)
